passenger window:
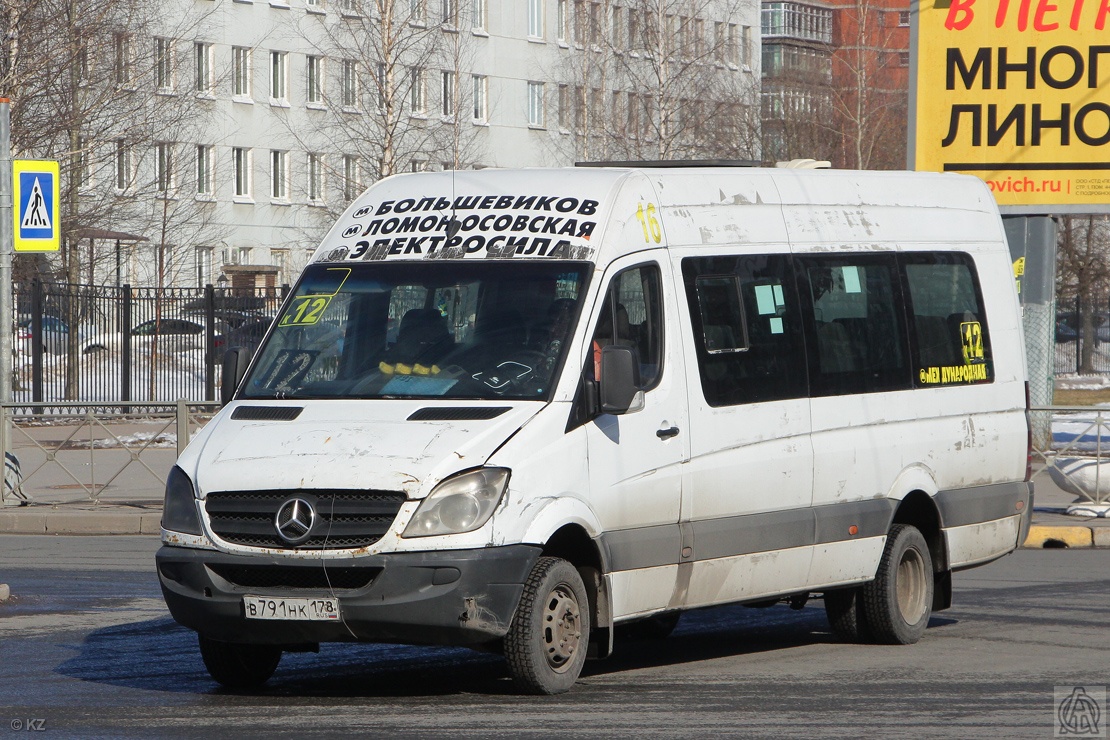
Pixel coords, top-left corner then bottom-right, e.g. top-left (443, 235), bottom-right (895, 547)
top-left (902, 253), bottom-right (993, 386)
top-left (682, 255), bottom-right (807, 406)
top-left (799, 255), bottom-right (911, 396)
top-left (590, 264), bottom-right (664, 389)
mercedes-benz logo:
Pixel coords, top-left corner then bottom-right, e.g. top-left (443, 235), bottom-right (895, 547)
top-left (274, 497), bottom-right (317, 545)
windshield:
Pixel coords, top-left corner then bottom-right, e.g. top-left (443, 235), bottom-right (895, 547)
top-left (241, 261), bottom-right (590, 401)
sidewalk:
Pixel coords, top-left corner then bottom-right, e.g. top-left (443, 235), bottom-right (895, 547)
top-left (1, 457), bottom-right (1107, 546)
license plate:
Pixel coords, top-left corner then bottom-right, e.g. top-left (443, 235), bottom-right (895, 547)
top-left (243, 596), bottom-right (340, 621)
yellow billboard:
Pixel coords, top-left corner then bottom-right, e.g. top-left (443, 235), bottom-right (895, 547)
top-left (912, 0), bottom-right (1110, 212)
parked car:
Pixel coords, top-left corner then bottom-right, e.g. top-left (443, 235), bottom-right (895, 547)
top-left (16, 315), bottom-right (68, 355)
top-left (81, 317), bottom-right (228, 355)
top-left (1056, 311), bottom-right (1110, 343)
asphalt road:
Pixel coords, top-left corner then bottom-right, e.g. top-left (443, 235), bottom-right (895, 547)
top-left (0, 536), bottom-right (1107, 739)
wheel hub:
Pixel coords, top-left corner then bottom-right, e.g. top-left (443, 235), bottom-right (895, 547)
top-left (542, 584), bottom-right (582, 673)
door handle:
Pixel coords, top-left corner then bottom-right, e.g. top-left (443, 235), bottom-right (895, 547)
top-left (656, 426), bottom-right (680, 439)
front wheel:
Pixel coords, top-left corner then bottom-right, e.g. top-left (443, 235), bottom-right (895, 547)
top-left (198, 636), bottom-right (282, 690)
top-left (504, 557), bottom-right (590, 695)
top-left (860, 524), bottom-right (935, 645)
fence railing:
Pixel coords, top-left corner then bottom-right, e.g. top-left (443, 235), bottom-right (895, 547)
top-left (2, 401), bottom-right (220, 504)
top-left (1031, 405), bottom-right (1110, 506)
top-left (13, 280), bottom-right (288, 409)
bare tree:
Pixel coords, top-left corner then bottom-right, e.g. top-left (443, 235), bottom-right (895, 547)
top-left (548, 0), bottom-right (761, 164)
top-left (279, 0), bottom-right (484, 226)
top-left (1057, 216), bottom-right (1110, 373)
top-left (827, 0), bottom-right (908, 169)
top-left (3, 0), bottom-right (220, 396)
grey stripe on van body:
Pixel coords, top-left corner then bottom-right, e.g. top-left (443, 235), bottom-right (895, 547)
top-left (599, 484), bottom-right (1029, 572)
top-left (601, 499), bottom-right (895, 572)
top-left (934, 481), bottom-right (1032, 528)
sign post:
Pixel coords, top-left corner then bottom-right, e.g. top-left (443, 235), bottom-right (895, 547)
top-left (0, 99), bottom-right (12, 405)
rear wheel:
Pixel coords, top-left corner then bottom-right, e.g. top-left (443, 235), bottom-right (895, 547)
top-left (198, 636), bottom-right (282, 689)
top-left (823, 587), bottom-right (872, 643)
top-left (860, 524), bottom-right (934, 645)
top-left (504, 557), bottom-right (590, 695)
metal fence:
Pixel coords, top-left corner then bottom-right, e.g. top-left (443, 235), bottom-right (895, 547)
top-left (1031, 405), bottom-right (1110, 508)
top-left (2, 401), bottom-right (219, 504)
top-left (1054, 296), bottom-right (1110, 375)
top-left (13, 281), bottom-right (288, 408)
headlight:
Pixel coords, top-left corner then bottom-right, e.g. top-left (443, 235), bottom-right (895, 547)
top-left (402, 468), bottom-right (509, 538)
top-left (161, 466), bottom-right (202, 536)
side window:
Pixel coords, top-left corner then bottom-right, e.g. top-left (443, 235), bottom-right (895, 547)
top-left (590, 263), bottom-right (663, 389)
top-left (902, 252), bottom-right (993, 386)
top-left (682, 254), bottom-right (807, 406)
top-left (799, 254), bottom-right (911, 396)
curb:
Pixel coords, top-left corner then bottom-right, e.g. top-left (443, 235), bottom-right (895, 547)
top-left (1023, 523), bottom-right (1109, 549)
top-left (0, 509), bottom-right (161, 536)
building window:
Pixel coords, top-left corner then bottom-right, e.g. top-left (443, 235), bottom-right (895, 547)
top-left (114, 139), bottom-right (131, 191)
top-left (898, 9), bottom-right (911, 25)
top-left (114, 34), bottom-right (132, 86)
top-left (307, 55), bottom-right (324, 105)
top-left (528, 0), bottom-right (544, 38)
top-left (558, 84), bottom-right (569, 128)
top-left (232, 47), bottom-right (252, 99)
top-left (306, 0), bottom-right (320, 8)
top-left (271, 150), bottom-right (288, 200)
top-left (233, 147), bottom-right (252, 198)
top-left (727, 23), bottom-right (738, 65)
top-left (441, 70), bottom-right (455, 117)
top-left (339, 0), bottom-right (358, 14)
top-left (272, 249), bottom-right (289, 284)
top-left (308, 153), bottom-right (325, 202)
top-left (472, 0), bottom-right (486, 30)
top-left (343, 154), bottom-right (360, 201)
top-left (76, 42), bottom-right (90, 85)
top-left (410, 67), bottom-right (426, 114)
top-left (410, 0), bottom-right (426, 24)
top-left (442, 0), bottom-right (458, 26)
top-left (75, 136), bottom-right (92, 189)
top-left (153, 141), bottom-right (173, 194)
top-left (270, 51), bottom-right (288, 102)
top-left (527, 81), bottom-right (545, 127)
top-left (898, 51), bottom-right (910, 66)
top-left (376, 62), bottom-right (387, 108)
top-left (155, 37), bottom-right (174, 91)
top-left (742, 25), bottom-right (752, 68)
top-left (341, 59), bottom-right (359, 108)
top-left (196, 247), bottom-right (214, 287)
top-left (194, 42), bottom-right (213, 95)
top-left (557, 0), bottom-right (568, 41)
top-left (472, 74), bottom-right (487, 122)
top-left (196, 144), bottom-right (214, 196)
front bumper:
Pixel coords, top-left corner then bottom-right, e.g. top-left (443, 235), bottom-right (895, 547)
top-left (156, 544), bottom-right (542, 646)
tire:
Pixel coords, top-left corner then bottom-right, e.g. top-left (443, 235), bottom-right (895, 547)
top-left (823, 587), bottom-right (872, 643)
top-left (860, 524), bottom-right (934, 645)
top-left (504, 557), bottom-right (591, 695)
top-left (198, 635), bottom-right (282, 690)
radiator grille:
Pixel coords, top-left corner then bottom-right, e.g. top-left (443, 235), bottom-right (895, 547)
top-left (204, 490), bottom-right (406, 550)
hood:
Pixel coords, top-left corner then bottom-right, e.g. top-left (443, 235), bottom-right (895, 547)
top-left (190, 401), bottom-right (541, 499)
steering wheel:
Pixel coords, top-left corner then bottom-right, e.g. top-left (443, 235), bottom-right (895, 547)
top-left (470, 351), bottom-right (548, 394)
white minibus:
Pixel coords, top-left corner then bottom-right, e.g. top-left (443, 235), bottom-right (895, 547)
top-left (157, 165), bottom-right (1032, 694)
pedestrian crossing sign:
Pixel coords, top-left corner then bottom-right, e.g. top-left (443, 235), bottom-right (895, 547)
top-left (13, 159), bottom-right (60, 252)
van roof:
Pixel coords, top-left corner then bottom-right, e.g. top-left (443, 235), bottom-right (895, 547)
top-left (311, 167), bottom-right (1003, 266)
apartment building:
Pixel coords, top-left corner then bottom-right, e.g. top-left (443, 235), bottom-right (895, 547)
top-left (22, 0), bottom-right (760, 289)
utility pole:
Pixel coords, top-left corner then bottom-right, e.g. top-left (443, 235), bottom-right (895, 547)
top-left (0, 98), bottom-right (13, 404)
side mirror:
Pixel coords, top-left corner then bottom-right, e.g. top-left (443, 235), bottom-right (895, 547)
top-left (221, 347), bottom-right (251, 406)
top-left (599, 345), bottom-right (644, 415)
